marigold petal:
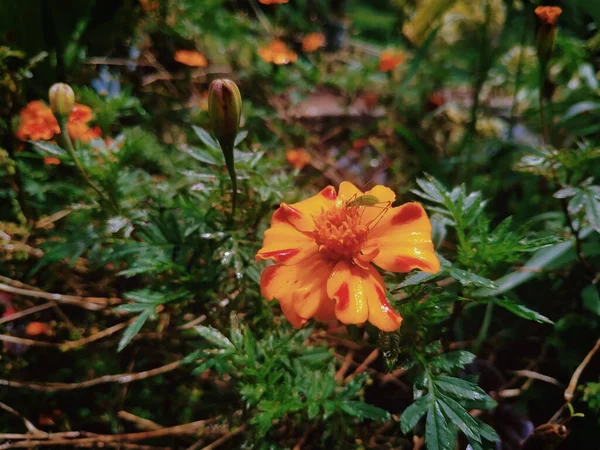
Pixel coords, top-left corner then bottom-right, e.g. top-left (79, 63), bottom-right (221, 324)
top-left (362, 266), bottom-right (403, 332)
top-left (327, 260), bottom-right (369, 325)
top-left (336, 181), bottom-right (363, 206)
top-left (260, 256), bottom-right (334, 327)
top-left (292, 259), bottom-right (336, 319)
top-left (256, 221), bottom-right (317, 265)
top-left (282, 186), bottom-right (337, 230)
top-left (358, 184), bottom-right (397, 228)
top-left (370, 202), bottom-right (440, 274)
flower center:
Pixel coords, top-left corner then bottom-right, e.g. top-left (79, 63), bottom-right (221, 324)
top-left (312, 206), bottom-right (369, 260)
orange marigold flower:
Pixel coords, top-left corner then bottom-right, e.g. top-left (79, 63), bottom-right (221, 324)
top-left (379, 49), bottom-right (405, 72)
top-left (174, 50), bottom-right (208, 67)
top-left (258, 40), bottom-right (298, 65)
top-left (286, 149), bottom-right (312, 169)
top-left (534, 6), bottom-right (562, 26)
top-left (302, 33), bottom-right (326, 52)
top-left (259, 0), bottom-right (288, 4)
top-left (43, 157), bottom-right (61, 165)
top-left (256, 182), bottom-right (440, 331)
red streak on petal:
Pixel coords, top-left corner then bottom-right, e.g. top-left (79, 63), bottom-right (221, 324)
top-left (376, 285), bottom-right (400, 320)
top-left (335, 282), bottom-right (350, 311)
top-left (273, 203), bottom-right (303, 223)
top-left (260, 265), bottom-right (281, 298)
top-left (320, 186), bottom-right (337, 200)
top-left (391, 203), bottom-right (423, 225)
top-left (394, 256), bottom-right (429, 272)
top-left (259, 248), bottom-right (300, 263)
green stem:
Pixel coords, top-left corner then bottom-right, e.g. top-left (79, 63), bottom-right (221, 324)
top-left (474, 302), bottom-right (494, 354)
top-left (222, 142), bottom-right (237, 220)
top-left (59, 118), bottom-right (118, 213)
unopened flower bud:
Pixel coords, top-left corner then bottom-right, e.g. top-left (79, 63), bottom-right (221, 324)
top-left (535, 6), bottom-right (562, 72)
top-left (208, 79), bottom-right (242, 151)
top-left (49, 83), bottom-right (75, 117)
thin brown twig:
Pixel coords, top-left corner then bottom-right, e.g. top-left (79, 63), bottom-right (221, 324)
top-left (195, 425), bottom-right (246, 450)
top-left (335, 351), bottom-right (354, 382)
top-left (118, 411), bottom-right (163, 431)
top-left (511, 369), bottom-right (563, 387)
top-left (564, 337), bottom-right (600, 402)
top-left (0, 401), bottom-right (46, 436)
top-left (0, 321), bottom-right (131, 351)
top-left (0, 280), bottom-right (120, 310)
top-left (0, 418), bottom-right (217, 449)
top-left (0, 303), bottom-right (53, 324)
top-left (0, 360), bottom-right (182, 391)
top-left (344, 349), bottom-right (379, 383)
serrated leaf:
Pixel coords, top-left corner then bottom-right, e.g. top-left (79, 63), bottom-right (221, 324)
top-left (339, 401), bottom-right (390, 421)
top-left (194, 325), bottom-right (234, 349)
top-left (398, 270), bottom-right (439, 288)
top-left (554, 186), bottom-right (578, 199)
top-left (229, 312), bottom-right (243, 348)
top-left (429, 351), bottom-right (476, 372)
top-left (438, 396), bottom-right (481, 443)
top-left (118, 309), bottom-right (152, 352)
top-left (192, 125), bottom-right (219, 150)
top-left (494, 298), bottom-right (553, 324)
top-left (400, 395), bottom-right (429, 434)
top-left (582, 284), bottom-right (600, 316)
top-left (182, 145), bottom-right (223, 165)
top-left (583, 190), bottom-right (600, 232)
top-left (435, 376), bottom-right (496, 408)
top-left (308, 402), bottom-right (319, 419)
top-left (234, 130), bottom-right (248, 146)
top-left (426, 400), bottom-right (454, 450)
top-left (474, 418), bottom-right (500, 442)
top-left (450, 268), bottom-right (497, 289)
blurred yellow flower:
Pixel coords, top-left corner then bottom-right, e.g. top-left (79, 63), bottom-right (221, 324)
top-left (258, 40), bottom-right (298, 65)
top-left (256, 182), bottom-right (440, 331)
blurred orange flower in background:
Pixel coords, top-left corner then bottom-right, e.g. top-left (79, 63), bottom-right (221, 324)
top-left (534, 6), bottom-right (562, 25)
top-left (43, 157), bottom-right (61, 165)
top-left (258, 40), bottom-right (298, 65)
top-left (256, 182), bottom-right (440, 331)
top-left (379, 49), bottom-right (405, 72)
top-left (174, 50), bottom-right (208, 67)
top-left (286, 149), bottom-right (312, 169)
top-left (259, 0), bottom-right (288, 4)
top-left (302, 33), bottom-right (326, 52)
top-left (139, 0), bottom-right (159, 11)
top-left (16, 101), bottom-right (60, 141)
top-left (25, 322), bottom-right (53, 337)
top-left (16, 101), bottom-right (101, 143)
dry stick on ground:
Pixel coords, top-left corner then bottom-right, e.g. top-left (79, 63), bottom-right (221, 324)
top-left (118, 411), bottom-right (163, 432)
top-left (0, 303), bottom-right (53, 325)
top-left (0, 418), bottom-right (218, 449)
top-left (564, 337), bottom-right (600, 402)
top-left (0, 360), bottom-right (182, 391)
top-left (0, 401), bottom-right (47, 437)
top-left (344, 349), bottom-right (380, 383)
top-left (190, 425), bottom-right (246, 450)
top-left (0, 320), bottom-right (131, 351)
top-left (335, 351), bottom-right (354, 382)
top-left (0, 279), bottom-right (120, 310)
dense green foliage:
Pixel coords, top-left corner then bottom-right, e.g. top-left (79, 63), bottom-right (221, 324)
top-left (1, 0), bottom-right (600, 449)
